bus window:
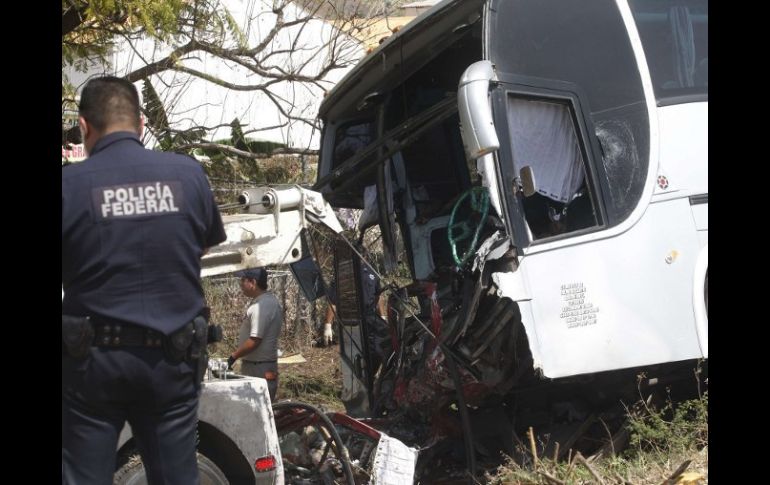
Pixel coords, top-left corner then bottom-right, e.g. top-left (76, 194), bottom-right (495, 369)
top-left (490, 0), bottom-right (649, 227)
top-left (327, 119), bottom-right (377, 201)
top-left (506, 96), bottom-right (599, 240)
top-left (629, 0), bottom-right (708, 101)
top-left (333, 121), bottom-right (375, 168)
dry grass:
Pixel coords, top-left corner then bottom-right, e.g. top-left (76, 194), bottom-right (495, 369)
top-left (488, 393), bottom-right (708, 484)
top-left (277, 345), bottom-right (344, 411)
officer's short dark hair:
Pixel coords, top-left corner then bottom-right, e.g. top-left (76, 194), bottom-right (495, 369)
top-left (79, 76), bottom-right (141, 132)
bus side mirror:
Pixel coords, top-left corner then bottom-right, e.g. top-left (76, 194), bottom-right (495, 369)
top-left (458, 60), bottom-right (500, 160)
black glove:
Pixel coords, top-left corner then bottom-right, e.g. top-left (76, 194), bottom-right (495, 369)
top-left (227, 355), bottom-right (236, 370)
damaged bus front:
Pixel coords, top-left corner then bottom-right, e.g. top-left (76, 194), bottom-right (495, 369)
top-left (314, 0), bottom-right (707, 476)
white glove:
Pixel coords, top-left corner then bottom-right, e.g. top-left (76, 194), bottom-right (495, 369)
top-left (323, 323), bottom-right (333, 346)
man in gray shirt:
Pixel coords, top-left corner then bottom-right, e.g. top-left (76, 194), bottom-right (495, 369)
top-left (227, 268), bottom-right (283, 401)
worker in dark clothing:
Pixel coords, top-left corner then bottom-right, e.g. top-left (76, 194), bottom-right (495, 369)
top-left (322, 248), bottom-right (391, 373)
top-left (62, 76), bottom-right (226, 485)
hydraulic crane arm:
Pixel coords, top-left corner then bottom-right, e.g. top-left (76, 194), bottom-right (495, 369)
top-left (200, 186), bottom-right (343, 278)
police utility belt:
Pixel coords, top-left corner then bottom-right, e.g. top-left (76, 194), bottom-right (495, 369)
top-left (62, 314), bottom-right (223, 384)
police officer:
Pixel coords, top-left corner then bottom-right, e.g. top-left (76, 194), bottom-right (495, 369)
top-left (62, 76), bottom-right (226, 484)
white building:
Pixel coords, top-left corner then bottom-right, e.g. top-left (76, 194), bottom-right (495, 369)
top-left (63, 0), bottom-right (365, 151)
top-left (400, 0), bottom-right (441, 16)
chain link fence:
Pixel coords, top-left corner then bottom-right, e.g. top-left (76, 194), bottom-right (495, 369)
top-left (204, 272), bottom-right (323, 358)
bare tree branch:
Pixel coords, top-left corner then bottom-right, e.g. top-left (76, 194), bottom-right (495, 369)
top-left (175, 142), bottom-right (317, 159)
top-left (65, 0), bottom-right (387, 163)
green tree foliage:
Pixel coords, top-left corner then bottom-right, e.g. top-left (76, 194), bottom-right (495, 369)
top-left (198, 118), bottom-right (292, 184)
top-left (63, 0), bottom-right (184, 66)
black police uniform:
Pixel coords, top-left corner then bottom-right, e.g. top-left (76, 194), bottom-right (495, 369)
top-left (62, 132), bottom-right (226, 484)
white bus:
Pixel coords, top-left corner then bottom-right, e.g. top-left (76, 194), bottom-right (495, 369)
top-left (314, 0), bottom-right (707, 474)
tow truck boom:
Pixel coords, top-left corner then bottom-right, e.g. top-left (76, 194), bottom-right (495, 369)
top-left (200, 185), bottom-right (343, 278)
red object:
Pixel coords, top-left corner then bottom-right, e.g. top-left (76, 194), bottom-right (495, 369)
top-left (254, 455), bottom-right (276, 472)
top-left (327, 412), bottom-right (382, 440)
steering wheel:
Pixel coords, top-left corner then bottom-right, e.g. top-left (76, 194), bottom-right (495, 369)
top-left (448, 187), bottom-right (490, 267)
